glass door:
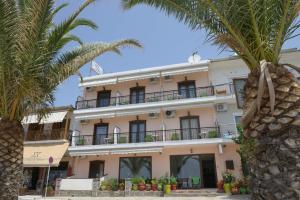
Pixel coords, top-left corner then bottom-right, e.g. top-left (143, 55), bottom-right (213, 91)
top-left (130, 87), bottom-right (145, 104)
top-left (89, 160), bottom-right (105, 178)
top-left (93, 124), bottom-right (108, 145)
top-left (129, 120), bottom-right (146, 143)
top-left (178, 81), bottom-right (196, 98)
top-left (180, 116), bottom-right (200, 140)
top-left (97, 90), bottom-right (111, 107)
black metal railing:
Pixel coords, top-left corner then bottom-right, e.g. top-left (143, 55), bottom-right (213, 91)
top-left (70, 127), bottom-right (220, 146)
top-left (75, 83), bottom-right (233, 110)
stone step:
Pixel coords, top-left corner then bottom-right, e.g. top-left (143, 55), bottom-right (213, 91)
top-left (165, 189), bottom-right (220, 197)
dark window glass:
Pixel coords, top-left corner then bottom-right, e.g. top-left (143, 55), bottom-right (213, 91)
top-left (119, 157), bottom-right (151, 179)
top-left (226, 160), bottom-right (234, 170)
top-left (93, 124), bottom-right (108, 145)
top-left (97, 91), bottom-right (111, 107)
top-left (170, 155), bottom-right (201, 178)
top-left (89, 161), bottom-right (105, 178)
top-left (178, 81), bottom-right (196, 98)
top-left (130, 87), bottom-right (145, 104)
top-left (180, 116), bottom-right (200, 140)
top-left (49, 162), bottom-right (69, 183)
top-left (130, 121), bottom-right (146, 143)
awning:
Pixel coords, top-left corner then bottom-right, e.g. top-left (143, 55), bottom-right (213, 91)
top-left (22, 111), bottom-right (68, 124)
top-left (23, 141), bottom-right (69, 167)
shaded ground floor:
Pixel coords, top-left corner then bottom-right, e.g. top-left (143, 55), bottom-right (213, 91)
top-left (69, 143), bottom-right (242, 188)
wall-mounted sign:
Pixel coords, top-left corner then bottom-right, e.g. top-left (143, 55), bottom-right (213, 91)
top-left (233, 78), bottom-right (247, 109)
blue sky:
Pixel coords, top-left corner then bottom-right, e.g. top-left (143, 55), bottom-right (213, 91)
top-left (54, 0), bottom-right (300, 106)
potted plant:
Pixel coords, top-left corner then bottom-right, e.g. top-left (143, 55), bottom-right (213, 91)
top-left (77, 137), bottom-right (85, 145)
top-left (157, 178), bottom-right (163, 191)
top-left (238, 178), bottom-right (248, 195)
top-left (119, 182), bottom-right (125, 191)
top-left (100, 180), bottom-right (108, 191)
top-left (208, 130), bottom-right (218, 138)
top-left (138, 177), bottom-right (146, 191)
top-left (45, 185), bottom-right (54, 196)
top-left (223, 171), bottom-right (234, 194)
top-left (231, 182), bottom-right (239, 195)
top-left (151, 178), bottom-right (158, 191)
top-left (162, 176), bottom-right (171, 194)
top-left (131, 177), bottom-right (139, 191)
top-left (109, 178), bottom-right (118, 191)
top-left (145, 180), bottom-right (152, 191)
top-left (170, 176), bottom-right (177, 190)
top-left (171, 133), bottom-right (179, 140)
top-left (217, 180), bottom-right (224, 193)
top-left (145, 135), bottom-right (154, 142)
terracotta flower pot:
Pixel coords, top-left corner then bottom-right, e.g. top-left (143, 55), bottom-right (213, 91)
top-left (217, 181), bottom-right (224, 192)
top-left (171, 184), bottom-right (177, 190)
top-left (231, 187), bottom-right (239, 195)
top-left (151, 184), bottom-right (158, 191)
top-left (138, 183), bottom-right (146, 191)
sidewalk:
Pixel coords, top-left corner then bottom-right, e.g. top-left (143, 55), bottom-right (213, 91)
top-left (20, 195), bottom-right (251, 200)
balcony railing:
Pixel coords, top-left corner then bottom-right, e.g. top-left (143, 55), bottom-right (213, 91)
top-left (75, 83), bottom-right (233, 110)
top-left (70, 127), bottom-right (220, 146)
top-left (25, 128), bottom-right (67, 141)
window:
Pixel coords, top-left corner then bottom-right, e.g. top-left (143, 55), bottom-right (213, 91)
top-left (130, 87), bottom-right (145, 104)
top-left (170, 155), bottom-right (201, 178)
top-left (89, 160), bottom-right (105, 178)
top-left (129, 120), bottom-right (146, 143)
top-left (97, 90), bottom-right (111, 107)
top-left (119, 157), bottom-right (151, 179)
top-left (93, 123), bottom-right (109, 145)
top-left (180, 116), bottom-right (200, 140)
top-left (226, 160), bottom-right (234, 170)
top-left (178, 81), bottom-right (196, 98)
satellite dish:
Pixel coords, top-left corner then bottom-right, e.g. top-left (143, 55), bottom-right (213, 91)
top-left (188, 53), bottom-right (202, 64)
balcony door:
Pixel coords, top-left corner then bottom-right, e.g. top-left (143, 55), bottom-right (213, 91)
top-left (130, 87), bottom-right (145, 104)
top-left (180, 116), bottom-right (200, 140)
top-left (97, 90), bottom-right (111, 107)
top-left (129, 120), bottom-right (146, 143)
top-left (89, 160), bottom-right (105, 178)
top-left (93, 123), bottom-right (108, 145)
top-left (178, 80), bottom-right (196, 98)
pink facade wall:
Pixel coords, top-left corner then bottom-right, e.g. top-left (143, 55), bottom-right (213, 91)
top-left (71, 143), bottom-right (242, 182)
top-left (84, 71), bottom-right (209, 100)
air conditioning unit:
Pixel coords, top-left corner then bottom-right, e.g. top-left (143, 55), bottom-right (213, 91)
top-left (165, 110), bottom-right (176, 118)
top-left (149, 77), bottom-right (158, 84)
top-left (86, 87), bottom-right (94, 92)
top-left (164, 75), bottom-right (173, 82)
top-left (148, 112), bottom-right (159, 119)
top-left (216, 103), bottom-right (228, 112)
top-left (80, 120), bottom-right (90, 125)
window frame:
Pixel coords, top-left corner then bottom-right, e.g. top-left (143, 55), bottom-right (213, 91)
top-left (177, 80), bottom-right (196, 98)
top-left (130, 86), bottom-right (145, 104)
top-left (179, 116), bottom-right (200, 140)
top-left (88, 160), bottom-right (105, 178)
top-left (129, 120), bottom-right (146, 143)
top-left (118, 156), bottom-right (152, 180)
top-left (93, 123), bottom-right (109, 145)
top-left (97, 90), bottom-right (111, 107)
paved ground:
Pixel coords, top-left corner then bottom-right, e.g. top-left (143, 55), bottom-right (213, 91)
top-left (20, 195), bottom-right (251, 200)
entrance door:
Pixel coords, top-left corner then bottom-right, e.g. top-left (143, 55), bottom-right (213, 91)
top-left (202, 155), bottom-right (217, 188)
top-left (129, 120), bottom-right (146, 143)
top-left (89, 161), bottom-right (105, 178)
top-left (93, 124), bottom-right (108, 145)
top-left (29, 168), bottom-right (39, 190)
top-left (180, 116), bottom-right (200, 140)
top-left (97, 90), bottom-right (111, 107)
top-left (130, 87), bottom-right (145, 104)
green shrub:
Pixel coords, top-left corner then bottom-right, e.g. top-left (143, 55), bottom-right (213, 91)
top-left (208, 130), bottom-right (218, 138)
top-left (171, 133), bottom-right (179, 140)
top-left (145, 135), bottom-right (154, 142)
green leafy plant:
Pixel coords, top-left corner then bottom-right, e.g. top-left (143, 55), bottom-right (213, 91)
top-left (170, 176), bottom-right (177, 185)
top-left (131, 177), bottom-right (140, 185)
top-left (151, 177), bottom-right (158, 185)
top-left (208, 130), bottom-right (218, 138)
top-left (171, 133), bottom-right (179, 140)
top-left (223, 171), bottom-right (235, 184)
top-left (145, 135), bottom-right (154, 142)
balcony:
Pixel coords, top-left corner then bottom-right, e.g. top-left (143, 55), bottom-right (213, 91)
top-left (75, 84), bottom-right (233, 110)
top-left (70, 127), bottom-right (222, 146)
top-left (25, 128), bottom-right (68, 142)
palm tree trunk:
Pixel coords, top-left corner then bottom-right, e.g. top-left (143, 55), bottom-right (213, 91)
top-left (0, 119), bottom-right (24, 200)
top-left (243, 65), bottom-right (300, 200)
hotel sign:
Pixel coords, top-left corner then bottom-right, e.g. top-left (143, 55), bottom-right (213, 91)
top-left (233, 78), bottom-right (247, 109)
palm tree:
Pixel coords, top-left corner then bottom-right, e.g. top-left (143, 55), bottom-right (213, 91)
top-left (123, 1), bottom-right (300, 199)
top-left (0, 0), bottom-right (141, 199)
top-left (121, 157), bottom-right (151, 178)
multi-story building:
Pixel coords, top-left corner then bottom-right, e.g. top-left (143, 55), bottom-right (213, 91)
top-left (68, 56), bottom-right (247, 189)
top-left (21, 106), bottom-right (74, 194)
